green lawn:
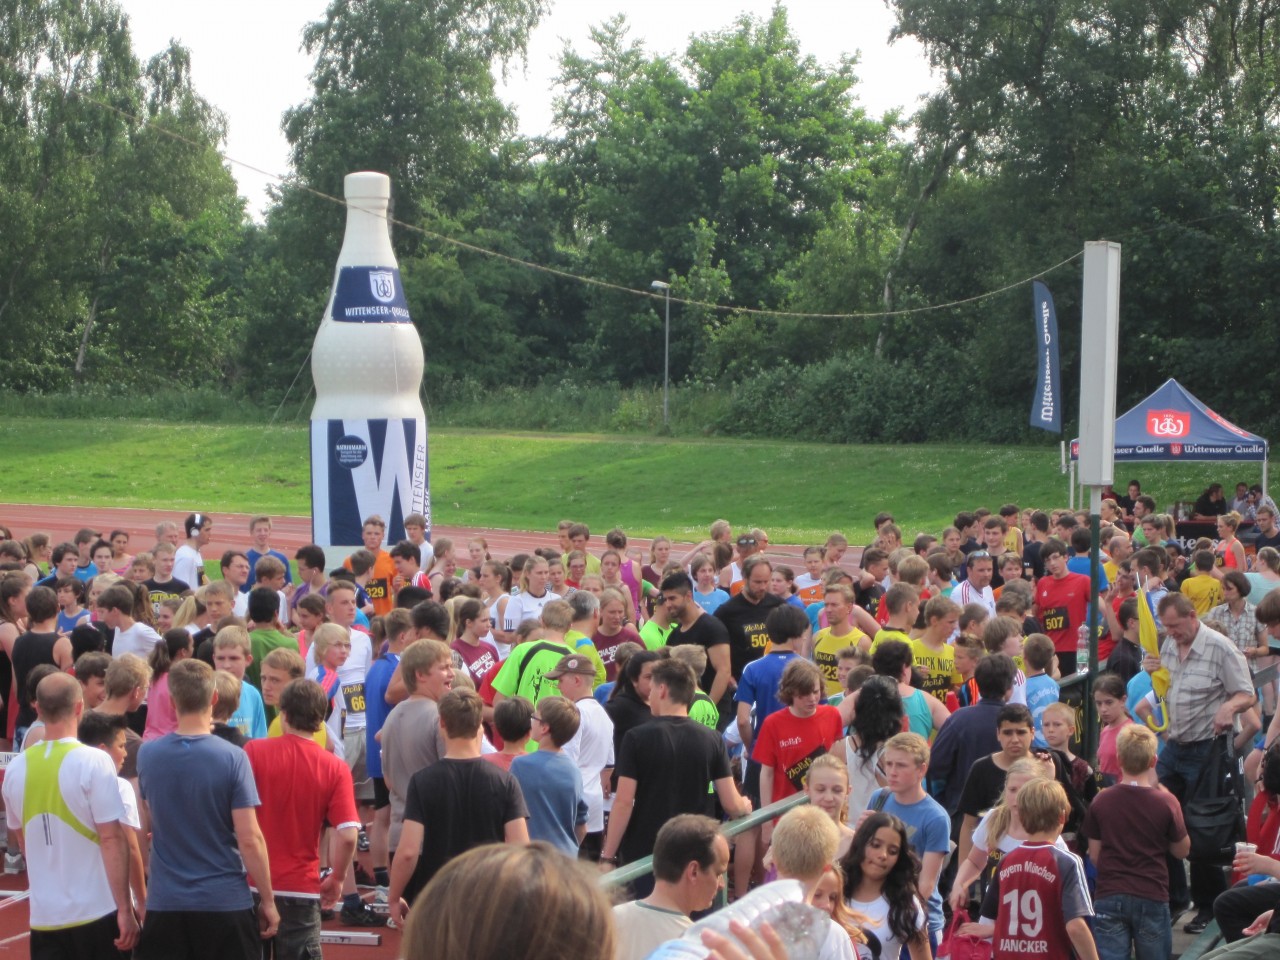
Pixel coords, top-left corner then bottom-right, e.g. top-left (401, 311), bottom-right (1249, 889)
top-left (0, 418), bottom-right (1242, 543)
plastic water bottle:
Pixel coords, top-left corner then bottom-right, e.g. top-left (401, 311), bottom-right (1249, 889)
top-left (644, 880), bottom-right (829, 960)
top-left (1076, 624), bottom-right (1090, 674)
top-left (310, 171), bottom-right (430, 550)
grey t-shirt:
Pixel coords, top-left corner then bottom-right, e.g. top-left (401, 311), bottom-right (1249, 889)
top-left (381, 696), bottom-right (445, 849)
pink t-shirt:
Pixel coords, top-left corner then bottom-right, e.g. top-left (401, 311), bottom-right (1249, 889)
top-left (1097, 722), bottom-right (1126, 781)
top-left (142, 673), bottom-right (177, 741)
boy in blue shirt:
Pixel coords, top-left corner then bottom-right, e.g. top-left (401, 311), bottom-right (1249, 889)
top-left (867, 732), bottom-right (952, 950)
top-left (1023, 633), bottom-right (1061, 749)
top-left (510, 695), bottom-right (586, 856)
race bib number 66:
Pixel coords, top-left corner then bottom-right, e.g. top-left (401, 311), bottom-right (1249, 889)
top-left (342, 682), bottom-right (367, 714)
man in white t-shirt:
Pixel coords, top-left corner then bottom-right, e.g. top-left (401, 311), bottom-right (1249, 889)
top-left (950, 551), bottom-right (997, 618)
top-left (98, 584), bottom-right (162, 660)
top-left (612, 814), bottom-right (729, 960)
top-left (546, 653), bottom-right (614, 860)
top-left (217, 551), bottom-right (252, 618)
top-left (173, 512), bottom-right (212, 589)
top-left (2, 673), bottom-right (138, 954)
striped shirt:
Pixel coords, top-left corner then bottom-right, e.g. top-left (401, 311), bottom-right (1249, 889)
top-left (1160, 624), bottom-right (1253, 743)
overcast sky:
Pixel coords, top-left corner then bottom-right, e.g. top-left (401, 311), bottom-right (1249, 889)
top-left (117, 0), bottom-right (936, 217)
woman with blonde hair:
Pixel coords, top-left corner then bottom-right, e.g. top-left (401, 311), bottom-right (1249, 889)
top-left (947, 755), bottom-right (1061, 912)
top-left (804, 753), bottom-right (857, 860)
top-left (1248, 546), bottom-right (1280, 600)
top-left (1215, 510), bottom-right (1247, 574)
top-left (812, 862), bottom-right (872, 953)
top-left (403, 842), bottom-right (613, 960)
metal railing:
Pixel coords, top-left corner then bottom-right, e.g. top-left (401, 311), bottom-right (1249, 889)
top-left (600, 792), bottom-right (811, 902)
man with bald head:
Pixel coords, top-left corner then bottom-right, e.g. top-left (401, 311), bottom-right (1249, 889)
top-left (2, 672), bottom-right (139, 956)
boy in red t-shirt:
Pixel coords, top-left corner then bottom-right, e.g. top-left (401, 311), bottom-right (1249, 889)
top-left (752, 658), bottom-right (843, 809)
top-left (1034, 540), bottom-right (1092, 677)
top-left (977, 779), bottom-right (1099, 960)
top-left (245, 678), bottom-right (361, 947)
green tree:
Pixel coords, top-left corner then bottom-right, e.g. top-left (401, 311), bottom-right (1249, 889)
top-left (545, 6), bottom-right (895, 383)
top-left (0, 1), bottom-right (242, 391)
top-left (241, 0), bottom-right (552, 395)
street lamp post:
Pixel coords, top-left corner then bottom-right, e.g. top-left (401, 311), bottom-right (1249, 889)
top-left (650, 280), bottom-right (671, 430)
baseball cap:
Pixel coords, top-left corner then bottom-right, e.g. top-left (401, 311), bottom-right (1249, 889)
top-left (546, 654), bottom-right (596, 680)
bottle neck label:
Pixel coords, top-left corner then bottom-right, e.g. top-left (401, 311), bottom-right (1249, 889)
top-left (331, 266), bottom-right (410, 322)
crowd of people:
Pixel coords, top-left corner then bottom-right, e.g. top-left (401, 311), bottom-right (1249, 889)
top-left (0, 490), bottom-right (1279, 959)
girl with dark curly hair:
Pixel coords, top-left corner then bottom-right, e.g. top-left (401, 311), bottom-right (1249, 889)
top-left (840, 812), bottom-right (931, 960)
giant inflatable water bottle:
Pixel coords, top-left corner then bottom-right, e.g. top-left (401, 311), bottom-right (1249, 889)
top-left (310, 171), bottom-right (430, 548)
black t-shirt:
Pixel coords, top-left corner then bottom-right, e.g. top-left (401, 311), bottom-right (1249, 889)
top-left (1107, 637), bottom-right (1143, 685)
top-left (1193, 494), bottom-right (1227, 517)
top-left (604, 690), bottom-right (652, 789)
top-left (853, 582), bottom-right (884, 619)
top-left (144, 577), bottom-right (191, 615)
top-left (193, 627), bottom-right (217, 666)
top-left (403, 757), bottom-right (527, 903)
top-left (615, 716), bottom-right (731, 863)
top-left (1024, 541), bottom-right (1045, 581)
top-left (668, 613), bottom-right (731, 693)
top-left (961, 753), bottom-right (1086, 833)
top-left (1254, 530), bottom-right (1280, 553)
top-left (210, 722), bottom-right (247, 749)
top-left (958, 755), bottom-right (1009, 819)
top-left (714, 593), bottom-right (783, 679)
top-left (12, 630), bottom-right (60, 731)
top-left (1115, 495), bottom-right (1135, 515)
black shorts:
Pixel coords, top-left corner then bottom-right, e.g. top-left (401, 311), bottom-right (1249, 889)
top-left (743, 759), bottom-right (762, 809)
top-left (134, 908), bottom-right (259, 960)
top-left (372, 776), bottom-right (390, 810)
top-left (32, 912), bottom-right (128, 960)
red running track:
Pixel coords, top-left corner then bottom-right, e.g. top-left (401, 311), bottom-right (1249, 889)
top-left (0, 503), bottom-right (857, 571)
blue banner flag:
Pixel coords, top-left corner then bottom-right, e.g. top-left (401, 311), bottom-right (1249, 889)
top-left (1030, 281), bottom-right (1061, 433)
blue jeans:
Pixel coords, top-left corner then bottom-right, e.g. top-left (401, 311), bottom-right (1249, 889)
top-left (256, 893), bottom-right (321, 960)
top-left (1093, 894), bottom-right (1171, 960)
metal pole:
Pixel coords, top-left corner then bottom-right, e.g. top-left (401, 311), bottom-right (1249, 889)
top-left (1085, 486), bottom-right (1101, 757)
top-left (663, 288), bottom-right (670, 430)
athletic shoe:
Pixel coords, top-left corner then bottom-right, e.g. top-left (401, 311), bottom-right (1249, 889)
top-left (320, 908), bottom-right (335, 922)
top-left (353, 863), bottom-right (377, 887)
top-left (339, 903), bottom-right (387, 928)
top-left (1184, 911), bottom-right (1213, 935)
top-left (372, 886), bottom-right (389, 905)
top-left (3, 853), bottom-right (23, 874)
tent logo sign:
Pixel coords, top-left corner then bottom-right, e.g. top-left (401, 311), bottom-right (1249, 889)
top-left (1170, 443), bottom-right (1182, 456)
top-left (1147, 410), bottom-right (1190, 438)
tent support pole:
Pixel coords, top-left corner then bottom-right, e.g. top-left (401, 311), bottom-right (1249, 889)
top-left (1265, 455), bottom-right (1270, 504)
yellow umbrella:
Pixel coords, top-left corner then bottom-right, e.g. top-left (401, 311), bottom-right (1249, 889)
top-left (1138, 579), bottom-right (1170, 732)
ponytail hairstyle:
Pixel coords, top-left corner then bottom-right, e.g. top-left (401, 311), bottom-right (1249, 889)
top-left (149, 628), bottom-right (194, 681)
top-left (455, 598), bottom-right (485, 642)
top-left (0, 574), bottom-right (29, 627)
top-left (648, 536), bottom-right (671, 565)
